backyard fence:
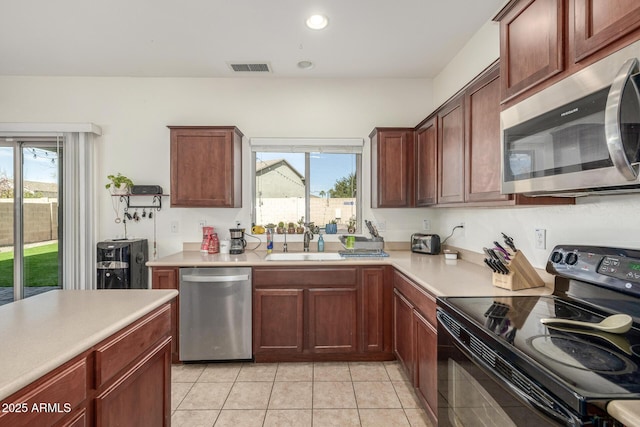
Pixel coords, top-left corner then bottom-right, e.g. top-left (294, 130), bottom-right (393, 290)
top-left (0, 199), bottom-right (58, 246)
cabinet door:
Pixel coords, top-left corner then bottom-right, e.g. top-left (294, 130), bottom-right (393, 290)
top-left (95, 338), bottom-right (171, 427)
top-left (361, 267), bottom-right (391, 354)
top-left (415, 118), bottom-right (438, 206)
top-left (308, 288), bottom-right (358, 353)
top-left (393, 289), bottom-right (415, 380)
top-left (253, 289), bottom-right (304, 354)
top-left (169, 126), bottom-right (242, 207)
top-left (414, 311), bottom-right (438, 423)
top-left (151, 268), bottom-right (179, 362)
top-left (438, 96), bottom-right (465, 204)
top-left (499, 0), bottom-right (564, 100)
top-left (465, 65), bottom-right (507, 203)
top-left (573, 0), bottom-right (640, 62)
top-left (371, 128), bottom-right (414, 207)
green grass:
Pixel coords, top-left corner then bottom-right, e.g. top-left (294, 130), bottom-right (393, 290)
top-left (0, 243), bottom-right (59, 287)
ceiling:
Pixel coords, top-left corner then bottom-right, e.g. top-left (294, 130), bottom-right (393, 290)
top-left (0, 0), bottom-right (506, 79)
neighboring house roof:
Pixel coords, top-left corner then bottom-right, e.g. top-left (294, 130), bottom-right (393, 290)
top-left (256, 158), bottom-right (304, 181)
top-left (24, 180), bottom-right (58, 195)
top-left (0, 179), bottom-right (58, 196)
top-left (255, 158), bottom-right (306, 198)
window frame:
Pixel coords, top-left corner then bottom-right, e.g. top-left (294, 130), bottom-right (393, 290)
top-left (250, 138), bottom-right (363, 234)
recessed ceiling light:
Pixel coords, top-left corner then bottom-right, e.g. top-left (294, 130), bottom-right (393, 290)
top-left (297, 60), bottom-right (315, 70)
top-left (306, 14), bottom-right (329, 30)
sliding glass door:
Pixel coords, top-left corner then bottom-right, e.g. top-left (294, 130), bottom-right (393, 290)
top-left (0, 138), bottom-right (62, 305)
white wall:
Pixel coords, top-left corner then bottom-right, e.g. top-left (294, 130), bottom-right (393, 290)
top-left (432, 20), bottom-right (500, 107)
top-left (0, 76), bottom-right (433, 257)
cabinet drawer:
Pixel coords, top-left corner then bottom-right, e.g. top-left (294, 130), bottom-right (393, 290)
top-left (253, 267), bottom-right (357, 287)
top-left (393, 271), bottom-right (436, 327)
top-left (0, 359), bottom-right (87, 427)
top-left (95, 304), bottom-right (171, 387)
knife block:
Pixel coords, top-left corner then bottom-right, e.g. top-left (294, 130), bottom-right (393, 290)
top-left (492, 251), bottom-right (545, 291)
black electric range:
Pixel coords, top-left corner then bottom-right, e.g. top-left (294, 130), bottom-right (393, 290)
top-left (437, 245), bottom-right (640, 426)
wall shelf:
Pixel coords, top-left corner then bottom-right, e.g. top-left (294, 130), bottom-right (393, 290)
top-left (113, 194), bottom-right (169, 210)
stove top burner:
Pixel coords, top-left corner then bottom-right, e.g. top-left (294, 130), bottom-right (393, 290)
top-left (528, 334), bottom-right (637, 374)
top-left (440, 294), bottom-right (640, 398)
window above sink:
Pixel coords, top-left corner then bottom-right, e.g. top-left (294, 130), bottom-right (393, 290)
top-left (251, 138), bottom-right (363, 234)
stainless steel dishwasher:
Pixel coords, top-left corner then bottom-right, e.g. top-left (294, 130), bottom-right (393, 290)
top-left (179, 267), bottom-right (252, 361)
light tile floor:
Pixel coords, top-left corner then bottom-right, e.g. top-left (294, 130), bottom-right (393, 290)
top-left (171, 361), bottom-right (435, 427)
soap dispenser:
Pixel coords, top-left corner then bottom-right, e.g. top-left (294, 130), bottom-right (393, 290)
top-left (317, 233), bottom-right (325, 252)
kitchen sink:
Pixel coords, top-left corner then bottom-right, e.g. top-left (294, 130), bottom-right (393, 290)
top-left (264, 252), bottom-right (344, 261)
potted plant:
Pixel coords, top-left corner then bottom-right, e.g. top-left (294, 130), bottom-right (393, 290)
top-left (296, 217), bottom-right (305, 234)
top-left (287, 222), bottom-right (296, 234)
top-left (105, 173), bottom-right (133, 195)
top-left (325, 219), bottom-right (338, 234)
top-left (347, 219), bottom-right (356, 234)
top-left (277, 221), bottom-right (285, 234)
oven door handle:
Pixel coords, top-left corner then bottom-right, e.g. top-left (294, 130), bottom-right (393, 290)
top-left (604, 57), bottom-right (639, 181)
top-left (438, 313), bottom-right (580, 426)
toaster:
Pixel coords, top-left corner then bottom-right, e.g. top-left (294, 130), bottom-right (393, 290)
top-left (411, 233), bottom-right (441, 255)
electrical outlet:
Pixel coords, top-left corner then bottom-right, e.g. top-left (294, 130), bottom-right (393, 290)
top-left (198, 219), bottom-right (206, 229)
top-left (422, 219), bottom-right (431, 231)
top-left (535, 228), bottom-right (546, 249)
top-left (170, 221), bottom-right (179, 233)
top-left (376, 221), bottom-right (386, 232)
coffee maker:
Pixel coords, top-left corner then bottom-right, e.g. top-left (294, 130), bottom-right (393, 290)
top-left (229, 228), bottom-right (247, 254)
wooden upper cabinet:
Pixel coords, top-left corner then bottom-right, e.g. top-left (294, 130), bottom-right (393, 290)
top-left (169, 126), bottom-right (243, 207)
top-left (465, 65), bottom-right (507, 203)
top-left (572, 0), bottom-right (640, 62)
top-left (497, 0), bottom-right (564, 101)
top-left (437, 95), bottom-right (465, 204)
top-left (370, 128), bottom-right (414, 208)
top-left (415, 118), bottom-right (438, 206)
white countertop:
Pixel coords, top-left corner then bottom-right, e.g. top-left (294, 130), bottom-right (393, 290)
top-left (148, 250), bottom-right (555, 298)
top-left (0, 289), bottom-right (178, 401)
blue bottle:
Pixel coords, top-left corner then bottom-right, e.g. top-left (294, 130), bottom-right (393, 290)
top-left (266, 229), bottom-right (273, 253)
top-left (317, 233), bottom-right (324, 252)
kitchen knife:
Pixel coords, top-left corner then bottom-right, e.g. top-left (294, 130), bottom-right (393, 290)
top-left (493, 241), bottom-right (511, 257)
top-left (501, 232), bottom-right (517, 252)
top-left (495, 259), bottom-right (510, 274)
top-left (483, 247), bottom-right (498, 260)
top-left (484, 258), bottom-right (498, 273)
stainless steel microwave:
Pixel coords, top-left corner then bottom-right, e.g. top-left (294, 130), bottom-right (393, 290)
top-left (501, 40), bottom-right (640, 196)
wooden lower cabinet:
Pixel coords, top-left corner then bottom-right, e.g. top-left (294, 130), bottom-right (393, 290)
top-left (308, 288), bottom-right (358, 353)
top-left (393, 270), bottom-right (438, 425)
top-left (362, 266), bottom-right (392, 353)
top-left (414, 311), bottom-right (438, 422)
top-left (393, 289), bottom-right (415, 380)
top-left (151, 267), bottom-right (180, 362)
top-left (0, 303), bottom-right (173, 427)
top-left (253, 289), bottom-right (304, 353)
top-left (95, 338), bottom-right (171, 427)
top-left (253, 266), bottom-right (393, 362)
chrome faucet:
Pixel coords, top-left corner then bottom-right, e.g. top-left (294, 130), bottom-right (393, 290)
top-left (283, 230), bottom-right (288, 252)
top-left (303, 225), bottom-right (314, 252)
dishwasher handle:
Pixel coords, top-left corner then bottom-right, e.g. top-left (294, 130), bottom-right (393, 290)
top-left (182, 274), bottom-right (250, 283)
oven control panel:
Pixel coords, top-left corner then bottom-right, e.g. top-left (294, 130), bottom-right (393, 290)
top-left (597, 256), bottom-right (640, 281)
top-left (547, 245), bottom-right (640, 296)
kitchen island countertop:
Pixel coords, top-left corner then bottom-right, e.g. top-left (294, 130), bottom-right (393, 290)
top-left (0, 289), bottom-right (178, 401)
top-left (148, 250), bottom-right (554, 298)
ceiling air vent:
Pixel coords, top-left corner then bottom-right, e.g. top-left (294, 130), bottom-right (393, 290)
top-left (228, 62), bottom-right (272, 73)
